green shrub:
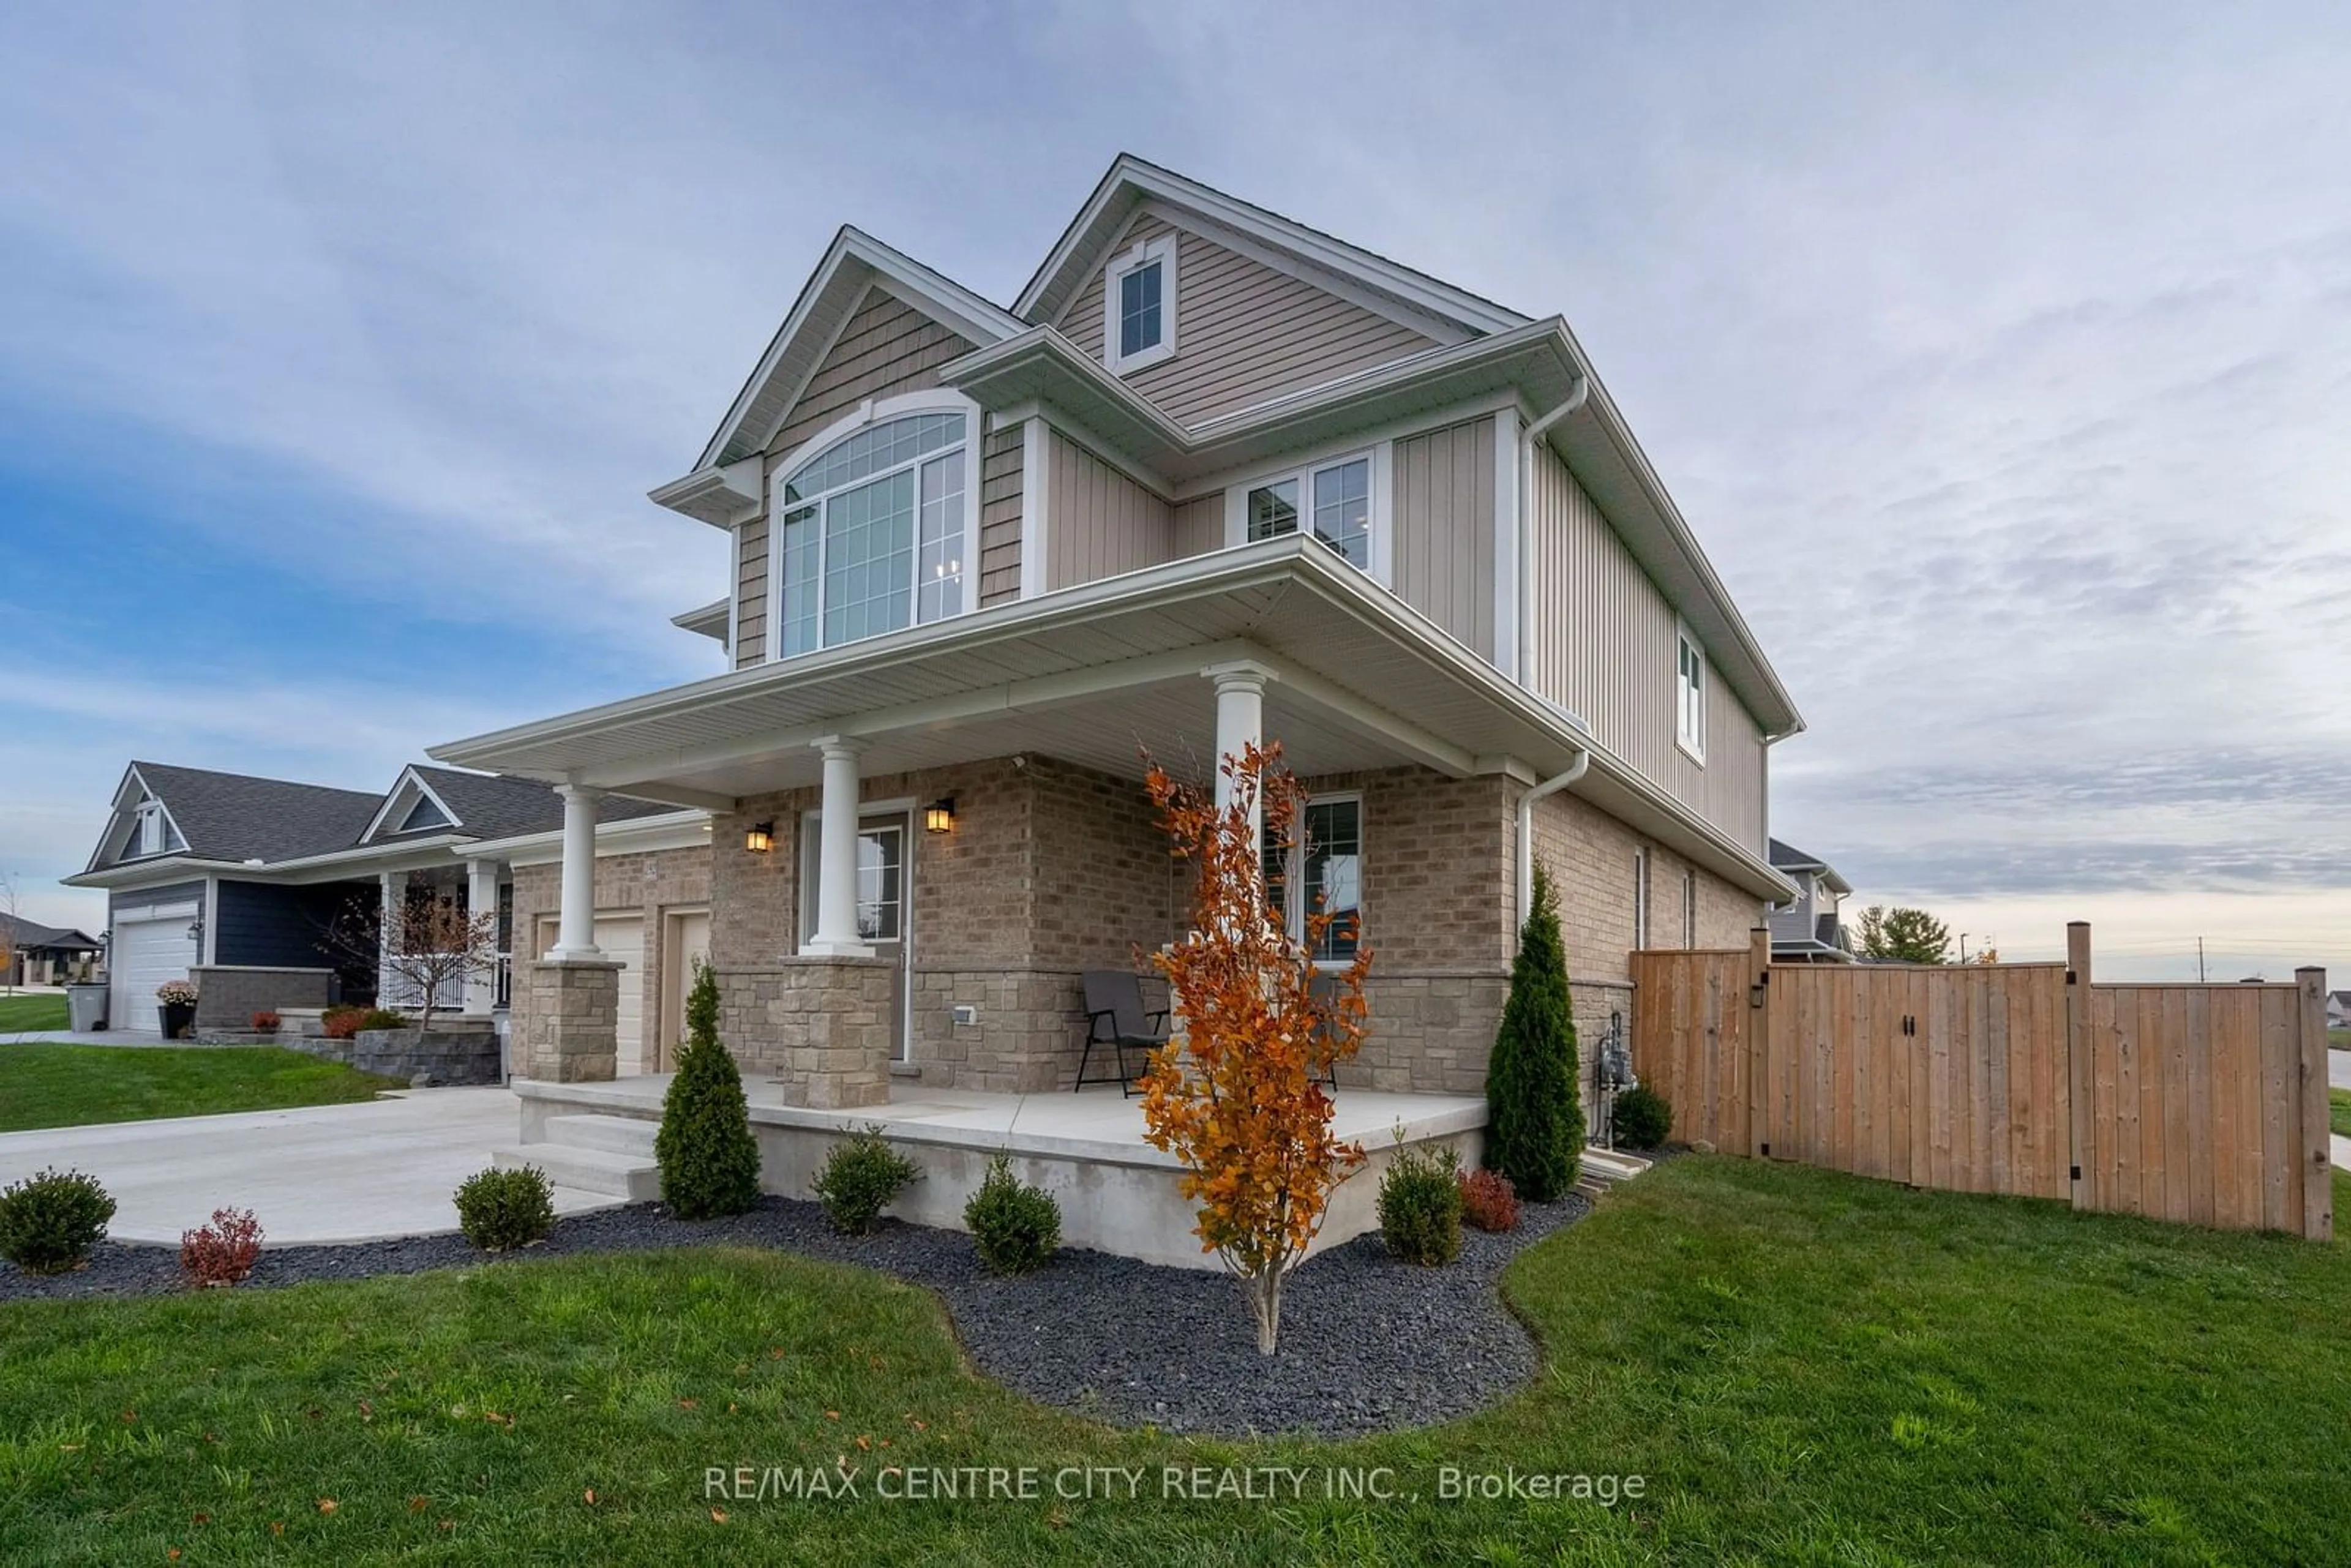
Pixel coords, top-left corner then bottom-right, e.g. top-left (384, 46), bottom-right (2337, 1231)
top-left (356, 1007), bottom-right (406, 1032)
top-left (655, 959), bottom-right (762, 1220)
top-left (1377, 1143), bottom-right (1463, 1267)
top-left (813, 1127), bottom-right (920, 1236)
top-left (454, 1165), bottom-right (556, 1251)
top-left (0, 1168), bottom-right (116, 1274)
top-left (1613, 1084), bottom-right (1673, 1149)
top-left (1484, 860), bottom-right (1584, 1201)
top-left (964, 1154), bottom-right (1060, 1275)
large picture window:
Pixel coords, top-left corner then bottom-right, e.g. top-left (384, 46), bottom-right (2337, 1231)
top-left (773, 410), bottom-right (969, 658)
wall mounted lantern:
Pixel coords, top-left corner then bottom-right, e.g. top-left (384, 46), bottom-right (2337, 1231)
top-left (924, 798), bottom-right (956, 834)
top-left (744, 821), bottom-right (775, 854)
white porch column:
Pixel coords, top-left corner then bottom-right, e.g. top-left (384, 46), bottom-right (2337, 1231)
top-left (805, 735), bottom-right (872, 956)
top-left (1202, 660), bottom-right (1275, 835)
top-left (462, 858), bottom-right (501, 1014)
top-left (378, 869), bottom-right (407, 1001)
top-left (549, 784), bottom-right (604, 959)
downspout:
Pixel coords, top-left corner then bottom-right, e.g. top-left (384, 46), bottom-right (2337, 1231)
top-left (1516, 372), bottom-right (1590, 688)
top-left (1515, 749), bottom-right (1589, 929)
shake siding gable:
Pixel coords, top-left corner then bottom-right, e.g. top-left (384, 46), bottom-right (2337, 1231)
top-left (1044, 430), bottom-right (1172, 590)
top-left (1528, 441), bottom-right (1768, 849)
top-left (1054, 212), bottom-right (1439, 427)
top-left (732, 285), bottom-right (981, 669)
top-left (1392, 417), bottom-right (1499, 659)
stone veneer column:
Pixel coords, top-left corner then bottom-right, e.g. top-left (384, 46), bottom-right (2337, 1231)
top-left (523, 958), bottom-right (621, 1082)
top-left (715, 956), bottom-right (897, 1108)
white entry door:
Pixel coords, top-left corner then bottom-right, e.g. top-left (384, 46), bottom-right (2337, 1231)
top-left (111, 909), bottom-right (199, 1033)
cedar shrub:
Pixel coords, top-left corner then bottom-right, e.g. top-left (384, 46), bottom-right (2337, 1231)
top-left (654, 959), bottom-right (762, 1220)
top-left (1483, 859), bottom-right (1583, 1201)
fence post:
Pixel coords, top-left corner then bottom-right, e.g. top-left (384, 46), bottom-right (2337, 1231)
top-left (1748, 926), bottom-right (1772, 1158)
top-left (2065, 921), bottom-right (2093, 1210)
top-left (2297, 967), bottom-right (2333, 1242)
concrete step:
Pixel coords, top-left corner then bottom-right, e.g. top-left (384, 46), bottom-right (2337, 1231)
top-left (493, 1143), bottom-right (659, 1202)
top-left (1574, 1147), bottom-right (1655, 1201)
top-left (543, 1112), bottom-right (660, 1159)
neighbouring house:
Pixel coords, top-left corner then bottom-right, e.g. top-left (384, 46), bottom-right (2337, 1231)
top-left (62, 761), bottom-right (703, 1059)
top-left (2329, 991), bottom-right (2350, 1032)
top-left (432, 155), bottom-right (1807, 1258)
top-left (1765, 838), bottom-right (1855, 963)
top-left (1, 913), bottom-right (105, 986)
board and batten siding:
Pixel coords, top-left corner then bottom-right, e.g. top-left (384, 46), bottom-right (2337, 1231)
top-left (1054, 211), bottom-right (1438, 428)
top-left (1392, 416), bottom-right (1498, 661)
top-left (1170, 493), bottom-right (1224, 560)
top-left (977, 421), bottom-right (1025, 607)
top-left (1044, 430), bottom-right (1172, 590)
top-left (733, 285), bottom-right (979, 668)
top-left (1528, 441), bottom-right (1767, 850)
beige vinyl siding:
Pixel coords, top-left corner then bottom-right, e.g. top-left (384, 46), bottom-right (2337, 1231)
top-left (1171, 493), bottom-right (1224, 560)
top-left (1044, 430), bottom-right (1172, 590)
top-left (1392, 416), bottom-right (1498, 660)
top-left (1528, 441), bottom-right (1768, 849)
top-left (978, 421), bottom-right (1024, 607)
top-left (733, 285), bottom-right (978, 667)
top-left (1056, 212), bottom-right (1438, 428)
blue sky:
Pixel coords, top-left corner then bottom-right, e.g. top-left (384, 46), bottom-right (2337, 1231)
top-left (2, 2), bottom-right (2347, 980)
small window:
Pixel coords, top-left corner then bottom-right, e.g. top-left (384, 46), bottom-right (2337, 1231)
top-left (130, 798), bottom-right (180, 858)
top-left (1237, 453), bottom-right (1375, 571)
top-left (1264, 794), bottom-right (1363, 962)
top-left (1103, 235), bottom-right (1177, 373)
top-left (1682, 869), bottom-right (1697, 948)
top-left (1676, 628), bottom-right (1706, 759)
top-left (1633, 847), bottom-right (1651, 950)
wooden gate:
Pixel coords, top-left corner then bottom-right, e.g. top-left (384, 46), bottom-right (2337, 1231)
top-left (1628, 926), bottom-right (2333, 1239)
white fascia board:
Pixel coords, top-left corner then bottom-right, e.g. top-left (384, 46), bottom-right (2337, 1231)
top-left (672, 599), bottom-right (730, 640)
top-left (648, 464), bottom-right (764, 530)
top-left (1014, 155), bottom-right (1529, 338)
top-left (456, 810), bottom-right (715, 867)
top-left (63, 857), bottom-right (244, 890)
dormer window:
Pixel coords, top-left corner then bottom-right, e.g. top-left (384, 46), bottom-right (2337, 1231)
top-left (1103, 235), bottom-right (1177, 373)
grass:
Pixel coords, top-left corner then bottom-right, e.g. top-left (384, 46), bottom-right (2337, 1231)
top-left (0, 1046), bottom-right (405, 1133)
top-left (2333, 1089), bottom-right (2351, 1141)
top-left (0, 992), bottom-right (69, 1032)
top-left (2, 1159), bottom-right (2347, 1564)
top-left (2333, 1027), bottom-right (2351, 1051)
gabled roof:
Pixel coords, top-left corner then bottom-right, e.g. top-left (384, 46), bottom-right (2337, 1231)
top-left (399, 766), bottom-right (673, 842)
top-left (684, 226), bottom-right (1026, 476)
top-left (1768, 838), bottom-right (1854, 896)
top-left (97, 762), bottom-right (385, 871)
top-left (1, 913), bottom-right (103, 951)
top-left (1016, 154), bottom-right (1528, 342)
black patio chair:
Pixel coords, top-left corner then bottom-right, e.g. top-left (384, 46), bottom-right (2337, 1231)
top-left (1076, 970), bottom-right (1169, 1095)
top-left (1307, 970), bottom-right (1346, 1092)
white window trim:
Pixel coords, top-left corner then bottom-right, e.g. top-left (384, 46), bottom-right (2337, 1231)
top-left (1633, 847), bottom-right (1651, 950)
top-left (1221, 444), bottom-right (1393, 587)
top-left (763, 390), bottom-right (983, 664)
top-left (1265, 789), bottom-right (1365, 966)
top-left (1682, 868), bottom-right (1697, 948)
top-left (1675, 621), bottom-right (1708, 764)
top-left (1103, 234), bottom-right (1178, 375)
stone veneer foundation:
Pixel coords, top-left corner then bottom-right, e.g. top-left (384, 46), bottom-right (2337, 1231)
top-left (522, 959), bottom-right (620, 1082)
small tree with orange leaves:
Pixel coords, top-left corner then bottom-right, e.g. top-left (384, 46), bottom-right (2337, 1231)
top-left (1139, 742), bottom-right (1371, 1355)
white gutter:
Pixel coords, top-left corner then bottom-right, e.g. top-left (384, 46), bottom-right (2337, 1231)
top-left (1516, 373), bottom-right (1589, 686)
top-left (1515, 749), bottom-right (1591, 928)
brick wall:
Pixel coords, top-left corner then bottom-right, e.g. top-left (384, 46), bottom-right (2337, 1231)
top-left (508, 842), bottom-right (713, 1074)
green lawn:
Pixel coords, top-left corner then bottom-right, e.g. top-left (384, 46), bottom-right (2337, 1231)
top-left (2333, 1089), bottom-right (2351, 1141)
top-left (3, 1159), bottom-right (2347, 1564)
top-left (0, 992), bottom-right (69, 1032)
top-left (0, 1046), bottom-right (405, 1133)
top-left (2333, 1027), bottom-right (2351, 1051)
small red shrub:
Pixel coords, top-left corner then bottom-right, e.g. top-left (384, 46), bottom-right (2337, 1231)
top-left (321, 1007), bottom-right (366, 1041)
top-left (1458, 1168), bottom-right (1521, 1232)
top-left (251, 1011), bottom-right (280, 1032)
top-left (181, 1207), bottom-right (264, 1288)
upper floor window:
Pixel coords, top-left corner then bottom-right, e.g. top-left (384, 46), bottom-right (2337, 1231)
top-left (1676, 627), bottom-right (1706, 760)
top-left (130, 797), bottom-right (181, 858)
top-left (772, 408), bottom-right (970, 658)
top-left (1239, 452), bottom-right (1374, 571)
top-left (1103, 235), bottom-right (1177, 374)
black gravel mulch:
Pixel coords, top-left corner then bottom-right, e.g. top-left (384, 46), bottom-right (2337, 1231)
top-left (1, 1188), bottom-right (1594, 1438)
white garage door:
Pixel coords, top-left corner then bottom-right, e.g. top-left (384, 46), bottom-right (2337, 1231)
top-left (112, 910), bottom-right (199, 1034)
top-left (594, 915), bottom-right (646, 1076)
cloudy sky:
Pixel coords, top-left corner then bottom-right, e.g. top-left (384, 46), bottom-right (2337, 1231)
top-left (2, 2), bottom-right (2345, 981)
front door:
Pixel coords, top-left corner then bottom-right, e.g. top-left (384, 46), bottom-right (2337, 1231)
top-left (855, 818), bottom-right (910, 1062)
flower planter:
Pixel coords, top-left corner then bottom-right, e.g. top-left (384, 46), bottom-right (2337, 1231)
top-left (159, 1002), bottom-right (197, 1040)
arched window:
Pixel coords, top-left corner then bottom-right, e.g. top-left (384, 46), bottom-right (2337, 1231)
top-left (771, 404), bottom-right (971, 657)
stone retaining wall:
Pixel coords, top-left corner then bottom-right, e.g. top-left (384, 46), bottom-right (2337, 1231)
top-left (279, 1024), bottom-right (502, 1086)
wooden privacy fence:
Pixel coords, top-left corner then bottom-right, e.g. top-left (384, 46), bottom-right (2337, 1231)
top-left (1629, 925), bottom-right (2333, 1240)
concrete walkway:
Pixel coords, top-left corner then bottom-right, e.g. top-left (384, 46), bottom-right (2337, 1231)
top-left (3, 1029), bottom-right (171, 1046)
top-left (0, 1089), bottom-right (618, 1245)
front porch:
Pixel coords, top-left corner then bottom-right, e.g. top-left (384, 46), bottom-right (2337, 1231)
top-left (506, 1075), bottom-right (1488, 1269)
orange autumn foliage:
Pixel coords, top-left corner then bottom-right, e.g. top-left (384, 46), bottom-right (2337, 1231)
top-left (1138, 742), bottom-right (1370, 1354)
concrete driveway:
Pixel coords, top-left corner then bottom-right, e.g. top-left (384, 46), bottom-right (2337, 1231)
top-left (0, 1089), bottom-right (618, 1245)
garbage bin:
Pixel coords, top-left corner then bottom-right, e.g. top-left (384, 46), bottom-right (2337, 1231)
top-left (66, 983), bottom-right (108, 1032)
